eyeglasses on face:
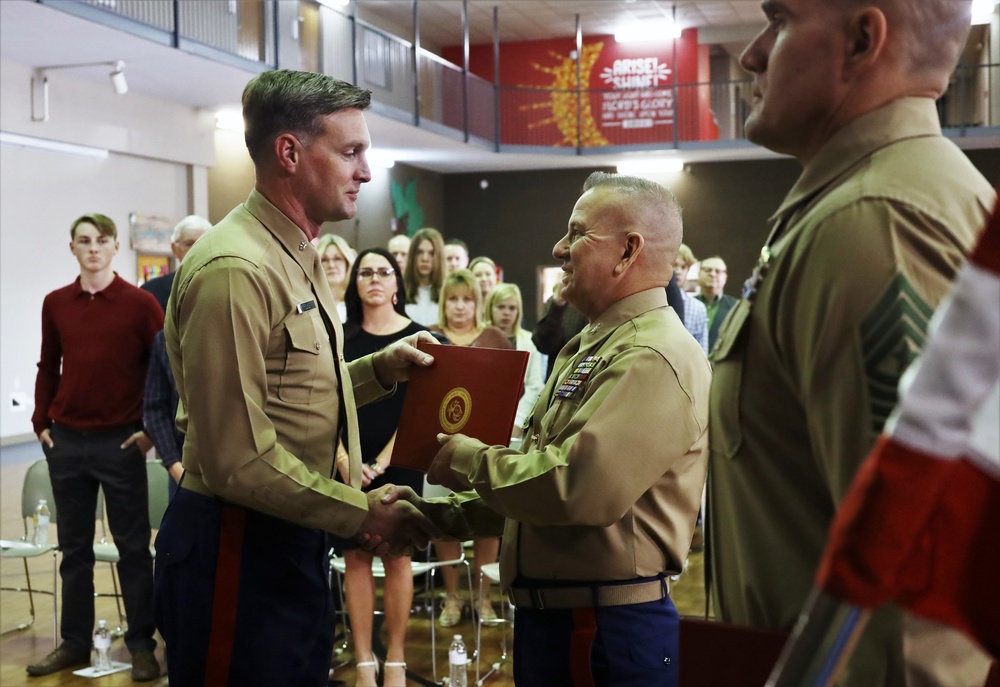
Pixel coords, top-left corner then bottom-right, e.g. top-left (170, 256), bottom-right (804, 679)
top-left (357, 267), bottom-right (395, 281)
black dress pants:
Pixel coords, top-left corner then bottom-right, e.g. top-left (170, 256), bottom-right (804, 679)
top-left (44, 423), bottom-right (155, 655)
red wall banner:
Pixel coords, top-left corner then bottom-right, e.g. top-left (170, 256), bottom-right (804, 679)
top-left (444, 30), bottom-right (714, 147)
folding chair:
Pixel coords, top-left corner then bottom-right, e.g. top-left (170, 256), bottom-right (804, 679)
top-left (0, 459), bottom-right (59, 646)
top-left (329, 547), bottom-right (475, 684)
top-left (474, 562), bottom-right (510, 685)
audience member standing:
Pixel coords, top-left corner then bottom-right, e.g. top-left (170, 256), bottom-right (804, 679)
top-left (696, 256), bottom-right (736, 349)
top-left (143, 217), bottom-right (211, 499)
top-left (317, 233), bottom-right (357, 322)
top-left (444, 238), bottom-right (470, 274)
top-left (673, 243), bottom-right (699, 294)
top-left (29, 213), bottom-right (163, 681)
top-left (403, 227), bottom-right (445, 326)
top-left (673, 244), bottom-right (709, 352)
top-left (532, 280), bottom-right (589, 379)
top-left (140, 215), bottom-right (212, 311)
top-left (485, 282), bottom-right (546, 439)
top-left (708, 1), bottom-right (995, 685)
top-left (338, 249), bottom-right (429, 687)
top-left (387, 233), bottom-right (410, 269)
top-left (470, 256), bottom-right (499, 303)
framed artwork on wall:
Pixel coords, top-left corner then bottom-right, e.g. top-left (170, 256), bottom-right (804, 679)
top-left (129, 212), bottom-right (174, 254)
top-left (137, 253), bottom-right (171, 286)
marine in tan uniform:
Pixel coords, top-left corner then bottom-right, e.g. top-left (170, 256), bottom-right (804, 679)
top-left (421, 172), bottom-right (711, 687)
top-left (707, 2), bottom-right (996, 685)
top-left (153, 70), bottom-right (439, 687)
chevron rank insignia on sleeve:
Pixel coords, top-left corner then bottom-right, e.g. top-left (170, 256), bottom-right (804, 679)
top-left (859, 274), bottom-right (934, 433)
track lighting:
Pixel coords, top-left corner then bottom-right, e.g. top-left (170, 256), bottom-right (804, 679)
top-left (31, 60), bottom-right (129, 122)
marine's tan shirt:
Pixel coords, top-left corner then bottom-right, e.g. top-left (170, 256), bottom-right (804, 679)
top-left (708, 98), bottom-right (995, 684)
top-left (429, 288), bottom-right (711, 589)
top-left (165, 190), bottom-right (392, 537)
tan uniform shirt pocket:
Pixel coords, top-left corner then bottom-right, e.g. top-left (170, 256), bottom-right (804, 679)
top-left (279, 314), bottom-right (333, 404)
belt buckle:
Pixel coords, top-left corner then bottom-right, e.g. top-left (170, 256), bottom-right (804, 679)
top-left (530, 588), bottom-right (546, 610)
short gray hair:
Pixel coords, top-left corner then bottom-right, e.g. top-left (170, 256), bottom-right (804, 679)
top-left (582, 171), bottom-right (682, 219)
top-left (581, 171), bottom-right (684, 263)
top-left (172, 215), bottom-right (212, 242)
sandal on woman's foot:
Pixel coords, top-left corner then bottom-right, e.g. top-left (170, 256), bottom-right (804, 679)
top-left (477, 598), bottom-right (498, 622)
top-left (439, 591), bottom-right (464, 627)
top-left (354, 659), bottom-right (379, 687)
top-left (383, 661), bottom-right (407, 687)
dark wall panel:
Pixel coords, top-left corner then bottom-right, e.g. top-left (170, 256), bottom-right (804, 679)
top-left (443, 168), bottom-right (607, 320)
top-left (442, 159), bottom-right (801, 321)
top-left (443, 148), bottom-right (998, 325)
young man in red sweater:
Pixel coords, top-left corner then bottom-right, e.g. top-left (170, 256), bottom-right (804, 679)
top-left (30, 213), bottom-right (163, 681)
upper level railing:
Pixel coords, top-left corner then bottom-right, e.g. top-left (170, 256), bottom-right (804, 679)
top-left (51, 0), bottom-right (999, 155)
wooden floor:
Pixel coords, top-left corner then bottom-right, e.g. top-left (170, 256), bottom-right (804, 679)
top-left (1, 453), bottom-right (708, 686)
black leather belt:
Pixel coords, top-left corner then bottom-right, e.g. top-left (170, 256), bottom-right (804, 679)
top-left (508, 578), bottom-right (668, 610)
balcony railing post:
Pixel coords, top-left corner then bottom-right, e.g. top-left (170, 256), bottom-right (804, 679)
top-left (672, 5), bottom-right (679, 148)
top-left (171, 0), bottom-right (179, 48)
top-left (413, 0), bottom-right (420, 126)
top-left (270, 0), bottom-right (279, 69)
top-left (350, 1), bottom-right (358, 86)
top-left (462, 0), bottom-right (470, 143)
top-left (575, 14), bottom-right (582, 154)
top-left (493, 5), bottom-right (500, 151)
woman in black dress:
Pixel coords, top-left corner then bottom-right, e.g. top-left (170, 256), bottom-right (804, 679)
top-left (337, 248), bottom-right (427, 687)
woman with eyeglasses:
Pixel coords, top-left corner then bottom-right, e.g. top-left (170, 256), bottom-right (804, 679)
top-left (426, 269), bottom-right (511, 627)
top-left (316, 233), bottom-right (357, 322)
top-left (336, 248), bottom-right (428, 687)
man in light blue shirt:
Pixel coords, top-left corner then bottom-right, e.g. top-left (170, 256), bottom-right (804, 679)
top-left (674, 243), bottom-right (708, 353)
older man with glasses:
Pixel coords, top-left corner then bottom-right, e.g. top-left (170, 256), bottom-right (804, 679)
top-left (696, 255), bottom-right (737, 350)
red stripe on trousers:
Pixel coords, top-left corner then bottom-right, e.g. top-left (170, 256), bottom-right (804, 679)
top-left (570, 607), bottom-right (597, 687)
top-left (204, 506), bottom-right (246, 687)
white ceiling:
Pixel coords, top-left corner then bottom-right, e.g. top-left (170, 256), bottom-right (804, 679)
top-left (0, 0), bottom-right (779, 173)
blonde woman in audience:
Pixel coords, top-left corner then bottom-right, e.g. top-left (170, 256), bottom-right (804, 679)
top-left (485, 282), bottom-right (545, 440)
top-left (469, 256), bottom-right (499, 303)
top-left (316, 233), bottom-right (357, 322)
top-left (403, 227), bottom-right (445, 326)
top-left (427, 269), bottom-right (509, 625)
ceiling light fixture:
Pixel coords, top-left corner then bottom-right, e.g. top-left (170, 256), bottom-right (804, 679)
top-left (215, 111), bottom-right (245, 133)
top-left (617, 158), bottom-right (685, 175)
top-left (31, 60), bottom-right (129, 122)
top-left (615, 21), bottom-right (682, 43)
top-left (0, 131), bottom-right (109, 160)
top-left (367, 149), bottom-right (395, 169)
top-left (971, 0), bottom-right (998, 24)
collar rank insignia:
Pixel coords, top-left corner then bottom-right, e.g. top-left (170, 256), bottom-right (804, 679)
top-left (741, 245), bottom-right (772, 301)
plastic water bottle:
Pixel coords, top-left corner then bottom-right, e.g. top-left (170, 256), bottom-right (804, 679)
top-left (32, 499), bottom-right (50, 547)
top-left (92, 619), bottom-right (112, 672)
top-left (449, 634), bottom-right (467, 687)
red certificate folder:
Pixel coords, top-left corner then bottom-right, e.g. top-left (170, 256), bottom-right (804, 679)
top-left (390, 341), bottom-right (529, 471)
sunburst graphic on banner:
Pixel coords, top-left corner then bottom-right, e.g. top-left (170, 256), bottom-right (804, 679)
top-left (521, 42), bottom-right (610, 147)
